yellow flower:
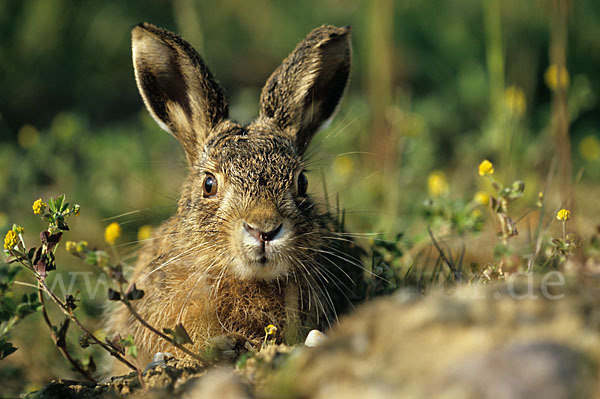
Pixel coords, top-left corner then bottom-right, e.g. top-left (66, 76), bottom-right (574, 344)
top-left (536, 192), bottom-right (544, 208)
top-left (478, 160), bottom-right (494, 176)
top-left (104, 222), bottom-right (121, 245)
top-left (76, 241), bottom-right (88, 253)
top-left (72, 204), bottom-right (81, 216)
top-left (265, 324), bottom-right (277, 336)
top-left (17, 124), bottom-right (39, 149)
top-left (32, 198), bottom-right (47, 215)
top-left (65, 241), bottom-right (77, 252)
top-left (427, 170), bottom-right (448, 197)
top-left (579, 135), bottom-right (600, 161)
top-left (137, 225), bottom-right (153, 242)
top-left (333, 155), bottom-right (354, 178)
top-left (504, 85), bottom-right (526, 116)
top-left (556, 209), bottom-right (571, 221)
top-left (4, 230), bottom-right (18, 250)
top-left (474, 191), bottom-right (490, 205)
top-left (544, 64), bottom-right (569, 90)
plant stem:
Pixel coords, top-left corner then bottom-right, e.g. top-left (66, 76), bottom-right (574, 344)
top-left (37, 285), bottom-right (97, 383)
top-left (119, 294), bottom-right (205, 363)
top-left (36, 276), bottom-right (139, 372)
top-left (427, 228), bottom-right (462, 282)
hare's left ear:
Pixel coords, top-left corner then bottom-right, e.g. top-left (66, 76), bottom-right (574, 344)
top-left (258, 25), bottom-right (351, 154)
top-left (132, 22), bottom-right (228, 163)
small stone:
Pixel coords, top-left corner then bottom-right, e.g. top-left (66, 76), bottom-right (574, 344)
top-left (153, 352), bottom-right (174, 362)
top-left (304, 330), bottom-right (327, 347)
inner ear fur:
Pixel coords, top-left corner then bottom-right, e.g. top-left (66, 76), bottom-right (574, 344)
top-left (131, 22), bottom-right (228, 163)
top-left (258, 25), bottom-right (352, 154)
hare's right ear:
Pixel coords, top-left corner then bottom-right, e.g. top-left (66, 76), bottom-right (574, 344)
top-left (258, 25), bottom-right (351, 155)
top-left (132, 22), bottom-right (228, 163)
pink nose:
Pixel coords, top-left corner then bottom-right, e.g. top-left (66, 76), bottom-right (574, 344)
top-left (243, 222), bottom-right (282, 242)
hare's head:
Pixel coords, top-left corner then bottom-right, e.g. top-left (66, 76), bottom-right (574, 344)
top-left (132, 23), bottom-right (351, 281)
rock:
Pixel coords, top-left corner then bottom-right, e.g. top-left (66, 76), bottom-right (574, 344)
top-left (304, 330), bottom-right (327, 347)
top-left (179, 369), bottom-right (250, 399)
top-left (269, 280), bottom-right (600, 398)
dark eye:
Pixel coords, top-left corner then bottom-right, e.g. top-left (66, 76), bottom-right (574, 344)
top-left (297, 172), bottom-right (308, 196)
top-left (203, 173), bottom-right (218, 197)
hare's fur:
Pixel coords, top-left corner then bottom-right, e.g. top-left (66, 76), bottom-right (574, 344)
top-left (108, 22), bottom-right (359, 364)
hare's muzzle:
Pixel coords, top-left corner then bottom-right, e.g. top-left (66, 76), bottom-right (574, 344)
top-left (236, 205), bottom-right (290, 272)
top-left (243, 222), bottom-right (283, 244)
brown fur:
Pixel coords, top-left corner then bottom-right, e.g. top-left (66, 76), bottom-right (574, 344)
top-left (108, 22), bottom-right (359, 366)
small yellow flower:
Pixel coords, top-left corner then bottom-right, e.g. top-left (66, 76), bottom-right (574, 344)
top-left (104, 222), bottom-right (121, 245)
top-left (544, 64), bottom-right (569, 90)
top-left (32, 198), bottom-right (47, 215)
top-left (535, 192), bottom-right (544, 208)
top-left (427, 170), bottom-right (448, 197)
top-left (65, 241), bottom-right (77, 252)
top-left (76, 241), bottom-right (88, 253)
top-left (265, 324), bottom-right (277, 336)
top-left (478, 160), bottom-right (494, 176)
top-left (13, 225), bottom-right (24, 235)
top-left (333, 155), bottom-right (354, 178)
top-left (579, 135), bottom-right (600, 161)
top-left (17, 124), bottom-right (39, 149)
top-left (504, 85), bottom-right (526, 116)
top-left (72, 204), bottom-right (81, 216)
top-left (4, 230), bottom-right (18, 250)
top-left (474, 191), bottom-right (490, 205)
top-left (556, 209), bottom-right (571, 221)
top-left (137, 225), bottom-right (153, 241)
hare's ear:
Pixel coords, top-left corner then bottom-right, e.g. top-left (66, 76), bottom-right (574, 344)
top-left (132, 22), bottom-right (228, 163)
top-left (258, 25), bottom-right (351, 154)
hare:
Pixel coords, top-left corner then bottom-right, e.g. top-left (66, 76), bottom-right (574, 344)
top-left (108, 22), bottom-right (361, 365)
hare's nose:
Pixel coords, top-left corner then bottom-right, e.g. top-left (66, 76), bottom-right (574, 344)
top-left (243, 222), bottom-right (283, 242)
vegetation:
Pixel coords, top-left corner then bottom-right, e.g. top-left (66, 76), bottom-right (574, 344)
top-left (1, 0), bottom-right (599, 396)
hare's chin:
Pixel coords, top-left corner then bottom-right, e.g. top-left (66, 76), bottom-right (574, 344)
top-left (231, 258), bottom-right (290, 281)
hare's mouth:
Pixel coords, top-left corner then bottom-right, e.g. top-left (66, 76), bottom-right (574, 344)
top-left (232, 221), bottom-right (292, 280)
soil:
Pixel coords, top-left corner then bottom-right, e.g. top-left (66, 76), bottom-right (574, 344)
top-left (26, 279), bottom-right (600, 399)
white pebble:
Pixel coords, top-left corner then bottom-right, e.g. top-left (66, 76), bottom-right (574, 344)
top-left (305, 330), bottom-right (327, 347)
top-left (152, 352), bottom-right (174, 362)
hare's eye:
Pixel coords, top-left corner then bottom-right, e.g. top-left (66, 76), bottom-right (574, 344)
top-left (297, 172), bottom-right (308, 196)
top-left (203, 173), bottom-right (218, 197)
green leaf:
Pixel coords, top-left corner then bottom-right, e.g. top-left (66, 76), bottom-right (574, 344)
top-left (27, 247), bottom-right (36, 263)
top-left (120, 334), bottom-right (138, 358)
top-left (0, 311), bottom-right (11, 322)
top-left (172, 323), bottom-right (193, 345)
top-left (107, 288), bottom-right (121, 301)
top-left (0, 339), bottom-right (17, 359)
top-left (83, 354), bottom-right (96, 373)
top-left (125, 283), bottom-right (144, 301)
top-left (48, 196), bottom-right (56, 213)
top-left (126, 344), bottom-right (138, 358)
top-left (1, 297), bottom-right (16, 313)
top-left (57, 220), bottom-right (70, 231)
top-left (16, 293), bottom-right (41, 318)
top-left (0, 264), bottom-right (20, 286)
top-left (54, 194), bottom-right (65, 213)
top-left (84, 251), bottom-right (97, 266)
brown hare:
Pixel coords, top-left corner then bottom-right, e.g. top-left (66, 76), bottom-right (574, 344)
top-left (109, 22), bottom-right (361, 365)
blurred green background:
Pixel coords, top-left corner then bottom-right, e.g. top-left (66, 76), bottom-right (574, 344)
top-left (1, 0), bottom-right (600, 395)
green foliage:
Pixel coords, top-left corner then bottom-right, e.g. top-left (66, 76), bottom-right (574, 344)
top-left (0, 267), bottom-right (42, 359)
top-left (163, 324), bottom-right (193, 346)
top-left (1, 1), bottom-right (600, 395)
top-left (119, 335), bottom-right (138, 359)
